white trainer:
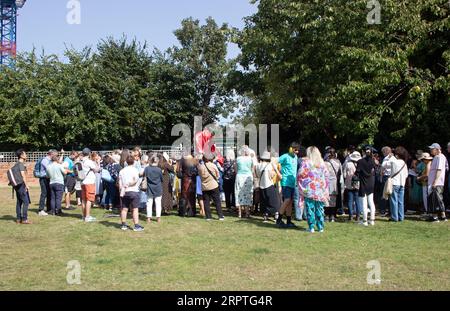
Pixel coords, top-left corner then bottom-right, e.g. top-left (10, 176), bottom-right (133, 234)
top-left (38, 210), bottom-right (48, 216)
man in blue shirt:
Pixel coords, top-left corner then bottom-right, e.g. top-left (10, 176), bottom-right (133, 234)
top-left (277, 142), bottom-right (300, 228)
top-left (64, 151), bottom-right (78, 210)
top-left (38, 149), bottom-right (58, 216)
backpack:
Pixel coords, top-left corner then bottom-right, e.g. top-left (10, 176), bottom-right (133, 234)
top-left (7, 163), bottom-right (24, 187)
top-left (33, 158), bottom-right (46, 178)
top-left (74, 161), bottom-right (90, 181)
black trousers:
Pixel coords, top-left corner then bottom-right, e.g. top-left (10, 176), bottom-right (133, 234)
top-left (223, 178), bottom-right (235, 209)
top-left (203, 188), bottom-right (224, 219)
top-left (39, 178), bottom-right (51, 212)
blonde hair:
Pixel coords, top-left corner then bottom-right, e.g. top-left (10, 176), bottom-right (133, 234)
top-left (307, 146), bottom-right (324, 167)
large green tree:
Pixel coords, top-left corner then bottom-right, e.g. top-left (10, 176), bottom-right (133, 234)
top-left (237, 0), bottom-right (450, 149)
top-left (170, 17), bottom-right (238, 123)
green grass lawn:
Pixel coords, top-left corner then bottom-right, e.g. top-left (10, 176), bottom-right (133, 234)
top-left (1, 186), bottom-right (449, 291)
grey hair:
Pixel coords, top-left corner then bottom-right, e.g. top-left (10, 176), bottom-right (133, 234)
top-left (240, 145), bottom-right (250, 156)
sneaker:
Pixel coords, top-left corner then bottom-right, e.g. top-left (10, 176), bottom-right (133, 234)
top-left (21, 220), bottom-right (33, 225)
top-left (319, 229), bottom-right (324, 233)
top-left (360, 221), bottom-right (369, 227)
top-left (219, 218), bottom-right (225, 221)
top-left (309, 228), bottom-right (315, 233)
top-left (84, 216), bottom-right (97, 223)
top-left (133, 225), bottom-right (145, 232)
top-left (431, 217), bottom-right (440, 223)
top-left (206, 218), bottom-right (213, 222)
top-left (121, 224), bottom-right (129, 231)
top-left (38, 211), bottom-right (48, 216)
top-left (369, 220), bottom-right (375, 226)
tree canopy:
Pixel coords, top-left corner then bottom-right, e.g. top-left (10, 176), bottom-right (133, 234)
top-left (236, 0), bottom-right (450, 150)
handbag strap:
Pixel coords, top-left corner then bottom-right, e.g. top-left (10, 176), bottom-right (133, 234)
top-left (204, 163), bottom-right (219, 183)
top-left (258, 163), bottom-right (270, 188)
top-left (390, 162), bottom-right (406, 179)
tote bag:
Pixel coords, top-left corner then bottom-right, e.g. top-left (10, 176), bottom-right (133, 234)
top-left (382, 162), bottom-right (406, 200)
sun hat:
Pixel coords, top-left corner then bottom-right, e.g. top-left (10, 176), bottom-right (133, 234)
top-left (260, 151), bottom-right (272, 161)
top-left (162, 152), bottom-right (170, 162)
top-left (420, 152), bottom-right (433, 161)
top-left (428, 143), bottom-right (441, 150)
top-left (349, 151), bottom-right (362, 162)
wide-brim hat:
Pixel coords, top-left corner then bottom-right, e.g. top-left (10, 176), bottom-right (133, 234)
top-left (349, 151), bottom-right (362, 161)
top-left (419, 152), bottom-right (433, 161)
top-left (260, 151), bottom-right (271, 161)
top-left (162, 152), bottom-right (170, 162)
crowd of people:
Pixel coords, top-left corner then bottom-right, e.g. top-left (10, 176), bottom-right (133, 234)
top-left (8, 141), bottom-right (450, 233)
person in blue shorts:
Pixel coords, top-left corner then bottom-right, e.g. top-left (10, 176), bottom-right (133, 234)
top-left (276, 142), bottom-right (300, 228)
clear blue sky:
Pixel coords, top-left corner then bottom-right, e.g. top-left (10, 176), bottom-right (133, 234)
top-left (17, 0), bottom-right (257, 59)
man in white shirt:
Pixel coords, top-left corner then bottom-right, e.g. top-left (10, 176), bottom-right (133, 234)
top-left (119, 155), bottom-right (144, 231)
top-left (428, 143), bottom-right (448, 222)
top-left (80, 148), bottom-right (100, 223)
top-left (380, 146), bottom-right (394, 216)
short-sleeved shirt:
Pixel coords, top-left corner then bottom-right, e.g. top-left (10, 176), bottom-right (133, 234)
top-left (255, 162), bottom-right (274, 190)
top-left (279, 153), bottom-right (298, 188)
top-left (15, 161), bottom-right (26, 173)
top-left (144, 165), bottom-right (163, 197)
top-left (81, 159), bottom-right (97, 185)
top-left (236, 156), bottom-right (253, 176)
top-left (46, 162), bottom-right (66, 185)
top-left (64, 157), bottom-right (75, 177)
top-left (429, 153), bottom-right (448, 187)
top-left (119, 166), bottom-right (140, 193)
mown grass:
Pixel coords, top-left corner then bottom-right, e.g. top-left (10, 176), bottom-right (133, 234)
top-left (0, 186), bottom-right (449, 291)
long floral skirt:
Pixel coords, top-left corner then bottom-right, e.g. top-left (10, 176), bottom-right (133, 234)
top-left (235, 174), bottom-right (254, 207)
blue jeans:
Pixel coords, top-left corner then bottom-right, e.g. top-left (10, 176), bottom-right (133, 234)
top-left (104, 181), bottom-right (117, 207)
top-left (347, 190), bottom-right (361, 217)
top-left (15, 183), bottom-right (29, 221)
top-left (389, 185), bottom-right (405, 222)
top-left (50, 183), bottom-right (65, 214)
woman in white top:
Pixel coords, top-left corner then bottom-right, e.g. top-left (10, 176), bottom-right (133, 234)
top-left (119, 155), bottom-right (144, 232)
top-left (389, 146), bottom-right (409, 222)
top-left (254, 151), bottom-right (282, 222)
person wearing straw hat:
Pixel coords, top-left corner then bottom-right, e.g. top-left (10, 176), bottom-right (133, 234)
top-left (255, 151), bottom-right (282, 223)
top-left (417, 152), bottom-right (433, 215)
top-left (343, 151), bottom-right (362, 221)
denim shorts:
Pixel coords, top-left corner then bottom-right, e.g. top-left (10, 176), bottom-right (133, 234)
top-left (282, 186), bottom-right (295, 200)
